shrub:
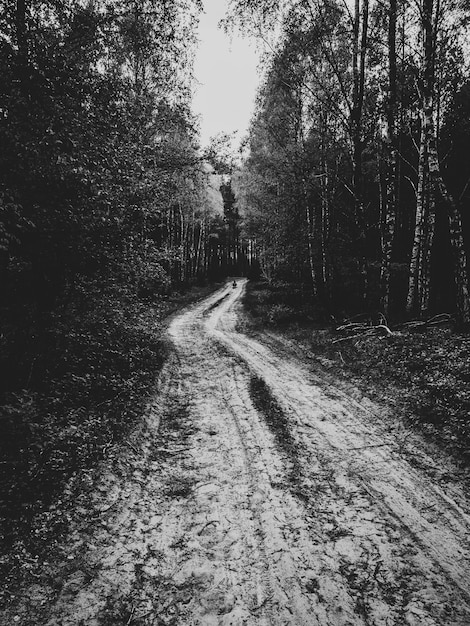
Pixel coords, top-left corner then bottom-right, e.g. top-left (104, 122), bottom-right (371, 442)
top-left (267, 303), bottom-right (297, 325)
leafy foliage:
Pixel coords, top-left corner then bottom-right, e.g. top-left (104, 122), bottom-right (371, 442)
top-left (0, 0), bottom-right (237, 553)
top-left (233, 0), bottom-right (470, 321)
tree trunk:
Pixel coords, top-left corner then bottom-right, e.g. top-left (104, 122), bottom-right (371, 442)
top-left (407, 0), bottom-right (435, 318)
top-left (428, 141), bottom-right (470, 326)
top-left (406, 0), bottom-right (469, 325)
top-left (16, 0), bottom-right (28, 100)
top-left (351, 0), bottom-right (369, 303)
top-left (16, 0), bottom-right (27, 60)
top-left (305, 202), bottom-right (317, 297)
top-left (179, 203), bottom-right (185, 284)
top-left (320, 109), bottom-right (330, 299)
top-left (379, 0), bottom-right (398, 317)
top-left (417, 174), bottom-right (435, 316)
top-left (407, 133), bottom-right (428, 315)
top-left (321, 166), bottom-right (329, 291)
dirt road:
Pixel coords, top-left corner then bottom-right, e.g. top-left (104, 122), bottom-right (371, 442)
top-left (6, 280), bottom-right (470, 625)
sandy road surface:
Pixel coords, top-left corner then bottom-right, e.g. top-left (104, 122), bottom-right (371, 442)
top-left (5, 280), bottom-right (470, 625)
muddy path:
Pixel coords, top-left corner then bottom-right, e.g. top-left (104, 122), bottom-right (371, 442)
top-left (4, 280), bottom-right (470, 625)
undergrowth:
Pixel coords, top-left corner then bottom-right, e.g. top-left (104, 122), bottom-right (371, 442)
top-left (241, 280), bottom-right (330, 328)
top-left (243, 280), bottom-right (470, 462)
top-left (0, 281), bottom-right (219, 556)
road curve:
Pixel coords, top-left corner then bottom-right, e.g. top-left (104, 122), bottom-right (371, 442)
top-left (6, 279), bottom-right (470, 626)
top-left (206, 280), bottom-right (470, 625)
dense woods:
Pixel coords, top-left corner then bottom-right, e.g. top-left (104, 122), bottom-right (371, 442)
top-left (228, 0), bottom-right (470, 326)
top-left (0, 0), bottom-right (249, 533)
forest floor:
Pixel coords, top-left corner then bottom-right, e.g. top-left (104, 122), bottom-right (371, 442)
top-left (2, 279), bottom-right (470, 625)
top-left (240, 280), bottom-right (470, 464)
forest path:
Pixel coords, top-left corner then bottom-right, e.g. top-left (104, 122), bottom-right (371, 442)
top-left (6, 280), bottom-right (470, 625)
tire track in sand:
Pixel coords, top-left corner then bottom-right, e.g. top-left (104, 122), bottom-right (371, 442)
top-left (5, 280), bottom-right (470, 626)
top-left (209, 279), bottom-right (470, 625)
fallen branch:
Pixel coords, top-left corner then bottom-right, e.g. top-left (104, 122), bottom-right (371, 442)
top-left (397, 313), bottom-right (453, 331)
top-left (348, 443), bottom-right (391, 451)
top-left (333, 323), bottom-right (393, 343)
top-left (197, 520), bottom-right (219, 535)
top-left (336, 322), bottom-right (371, 333)
top-left (426, 313), bottom-right (453, 326)
top-left (337, 312), bottom-right (453, 340)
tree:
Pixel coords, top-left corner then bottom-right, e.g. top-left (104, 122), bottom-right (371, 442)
top-left (379, 0), bottom-right (398, 316)
top-left (228, 0), bottom-right (470, 323)
top-left (406, 0), bottom-right (470, 326)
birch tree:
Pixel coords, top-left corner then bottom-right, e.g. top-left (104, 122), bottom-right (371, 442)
top-left (230, 0), bottom-right (470, 322)
top-left (379, 0), bottom-right (398, 316)
top-left (407, 0), bottom-right (470, 326)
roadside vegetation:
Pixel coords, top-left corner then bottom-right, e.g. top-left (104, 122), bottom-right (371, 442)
top-left (0, 282), bottom-right (220, 592)
top-left (0, 0), bottom-right (241, 598)
top-left (243, 280), bottom-right (470, 464)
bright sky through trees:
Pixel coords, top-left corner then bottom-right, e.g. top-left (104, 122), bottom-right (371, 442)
top-left (193, 0), bottom-right (260, 147)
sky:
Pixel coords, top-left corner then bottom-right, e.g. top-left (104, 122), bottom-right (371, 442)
top-left (192, 0), bottom-right (260, 148)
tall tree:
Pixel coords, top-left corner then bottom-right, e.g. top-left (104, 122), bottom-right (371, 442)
top-left (229, 0), bottom-right (470, 322)
top-left (407, 0), bottom-right (470, 325)
top-left (379, 0), bottom-right (398, 316)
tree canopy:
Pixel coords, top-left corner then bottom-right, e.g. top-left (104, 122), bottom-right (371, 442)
top-left (231, 0), bottom-right (470, 325)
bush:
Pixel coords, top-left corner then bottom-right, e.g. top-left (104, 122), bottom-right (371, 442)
top-left (267, 303), bottom-right (297, 325)
top-left (0, 294), bottom-right (166, 533)
top-left (0, 279), bottom-right (220, 549)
